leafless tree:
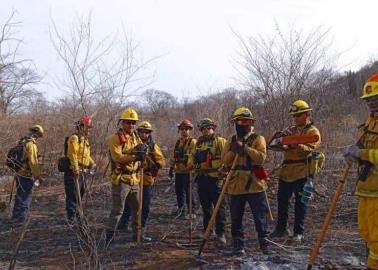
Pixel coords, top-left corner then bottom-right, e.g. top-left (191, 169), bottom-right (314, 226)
top-left (234, 25), bottom-right (336, 132)
top-left (0, 11), bottom-right (41, 116)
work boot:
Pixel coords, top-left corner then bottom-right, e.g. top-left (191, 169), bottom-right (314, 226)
top-left (259, 237), bottom-right (270, 255)
top-left (269, 227), bottom-right (290, 238)
top-left (216, 234), bottom-right (226, 245)
top-left (292, 233), bottom-right (304, 242)
top-left (232, 238), bottom-right (245, 256)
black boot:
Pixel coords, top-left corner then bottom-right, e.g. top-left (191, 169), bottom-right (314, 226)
top-left (232, 238), bottom-right (245, 256)
top-left (259, 237), bottom-right (270, 255)
top-left (269, 227), bottom-right (290, 238)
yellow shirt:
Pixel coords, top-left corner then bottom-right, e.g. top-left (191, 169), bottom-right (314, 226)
top-left (188, 135), bottom-right (226, 178)
top-left (222, 130), bottom-right (268, 195)
top-left (355, 115), bottom-right (378, 197)
top-left (170, 137), bottom-right (197, 174)
top-left (67, 134), bottom-right (95, 173)
top-left (107, 131), bottom-right (142, 185)
top-left (19, 137), bottom-right (41, 178)
top-left (278, 121), bottom-right (321, 183)
top-left (143, 142), bottom-right (166, 186)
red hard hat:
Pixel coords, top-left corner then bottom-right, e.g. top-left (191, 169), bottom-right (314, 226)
top-left (79, 115), bottom-right (92, 127)
top-left (177, 119), bottom-right (193, 129)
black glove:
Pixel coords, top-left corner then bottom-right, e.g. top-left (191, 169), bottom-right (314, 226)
top-left (231, 140), bottom-right (245, 155)
top-left (134, 143), bottom-right (148, 162)
top-left (169, 167), bottom-right (174, 179)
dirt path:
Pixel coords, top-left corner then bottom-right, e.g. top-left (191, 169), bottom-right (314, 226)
top-left (0, 170), bottom-right (367, 269)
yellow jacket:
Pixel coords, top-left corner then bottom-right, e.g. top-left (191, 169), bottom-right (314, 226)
top-left (222, 130), bottom-right (268, 195)
top-left (142, 142), bottom-right (166, 186)
top-left (107, 131), bottom-right (143, 185)
top-left (67, 134), bottom-right (95, 173)
top-left (170, 137), bottom-right (197, 174)
top-left (278, 121), bottom-right (321, 183)
top-left (188, 135), bottom-right (226, 178)
top-left (19, 137), bottom-right (41, 178)
top-left (355, 115), bottom-right (378, 197)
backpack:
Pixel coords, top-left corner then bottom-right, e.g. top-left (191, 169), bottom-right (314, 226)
top-left (57, 136), bottom-right (71, 172)
top-left (6, 138), bottom-right (26, 172)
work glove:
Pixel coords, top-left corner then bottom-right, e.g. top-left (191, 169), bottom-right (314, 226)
top-left (231, 140), bottom-right (245, 155)
top-left (134, 143), bottom-right (148, 162)
top-left (169, 167), bottom-right (174, 179)
top-left (343, 145), bottom-right (360, 164)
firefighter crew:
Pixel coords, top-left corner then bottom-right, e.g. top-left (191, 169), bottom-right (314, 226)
top-left (105, 108), bottom-right (147, 245)
top-left (221, 107), bottom-right (270, 255)
top-left (169, 119), bottom-right (197, 216)
top-left (12, 125), bottom-right (44, 222)
top-left (118, 121), bottom-right (166, 241)
top-left (343, 74), bottom-right (378, 270)
top-left (64, 116), bottom-right (96, 223)
top-left (188, 118), bottom-right (227, 243)
top-left (270, 100), bottom-right (321, 242)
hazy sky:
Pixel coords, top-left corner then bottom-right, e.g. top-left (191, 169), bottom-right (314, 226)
top-left (1, 0), bottom-right (378, 100)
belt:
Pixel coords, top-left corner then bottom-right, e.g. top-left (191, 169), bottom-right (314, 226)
top-left (282, 159), bottom-right (307, 165)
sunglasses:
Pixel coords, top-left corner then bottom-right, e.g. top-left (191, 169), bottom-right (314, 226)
top-left (180, 127), bottom-right (191, 131)
top-left (139, 130), bottom-right (151, 134)
top-left (200, 126), bottom-right (213, 131)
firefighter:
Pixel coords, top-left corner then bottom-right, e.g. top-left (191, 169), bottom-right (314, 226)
top-left (343, 74), bottom-right (378, 270)
top-left (221, 107), bottom-right (270, 255)
top-left (105, 108), bottom-right (147, 245)
top-left (12, 125), bottom-right (44, 222)
top-left (169, 119), bottom-right (197, 216)
top-left (188, 118), bottom-right (226, 243)
top-left (270, 100), bottom-right (321, 242)
top-left (118, 121), bottom-right (166, 241)
top-left (64, 116), bottom-right (96, 223)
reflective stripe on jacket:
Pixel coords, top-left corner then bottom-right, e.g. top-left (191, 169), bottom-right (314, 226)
top-left (18, 138), bottom-right (41, 178)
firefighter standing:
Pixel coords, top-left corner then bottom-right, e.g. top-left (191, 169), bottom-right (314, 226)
top-left (12, 125), bottom-right (44, 222)
top-left (221, 108), bottom-right (270, 255)
top-left (169, 119), bottom-right (197, 216)
top-left (270, 100), bottom-right (321, 242)
top-left (188, 118), bottom-right (226, 243)
top-left (105, 108), bottom-right (147, 245)
top-left (343, 74), bottom-right (378, 270)
top-left (64, 116), bottom-right (96, 223)
top-left (118, 121), bottom-right (166, 241)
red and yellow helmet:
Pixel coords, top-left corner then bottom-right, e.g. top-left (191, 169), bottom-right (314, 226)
top-left (361, 74), bottom-right (378, 100)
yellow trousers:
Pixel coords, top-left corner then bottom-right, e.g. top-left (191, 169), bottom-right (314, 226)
top-left (359, 197), bottom-right (378, 270)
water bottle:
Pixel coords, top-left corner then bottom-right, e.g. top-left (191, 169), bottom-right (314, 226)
top-left (301, 179), bottom-right (314, 204)
top-left (34, 179), bottom-right (40, 187)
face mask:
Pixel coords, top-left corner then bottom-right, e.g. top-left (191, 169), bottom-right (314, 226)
top-left (235, 124), bottom-right (250, 138)
top-left (366, 96), bottom-right (378, 112)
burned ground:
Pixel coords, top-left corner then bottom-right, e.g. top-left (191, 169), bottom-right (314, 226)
top-left (0, 167), bottom-right (367, 270)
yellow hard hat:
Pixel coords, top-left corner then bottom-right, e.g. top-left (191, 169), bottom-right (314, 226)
top-left (30, 124), bottom-right (44, 136)
top-left (120, 108), bottom-right (139, 121)
top-left (361, 74), bottom-right (378, 100)
top-left (288, 100), bottom-right (312, 115)
top-left (138, 121), bottom-right (153, 131)
top-left (230, 107), bottom-right (254, 122)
